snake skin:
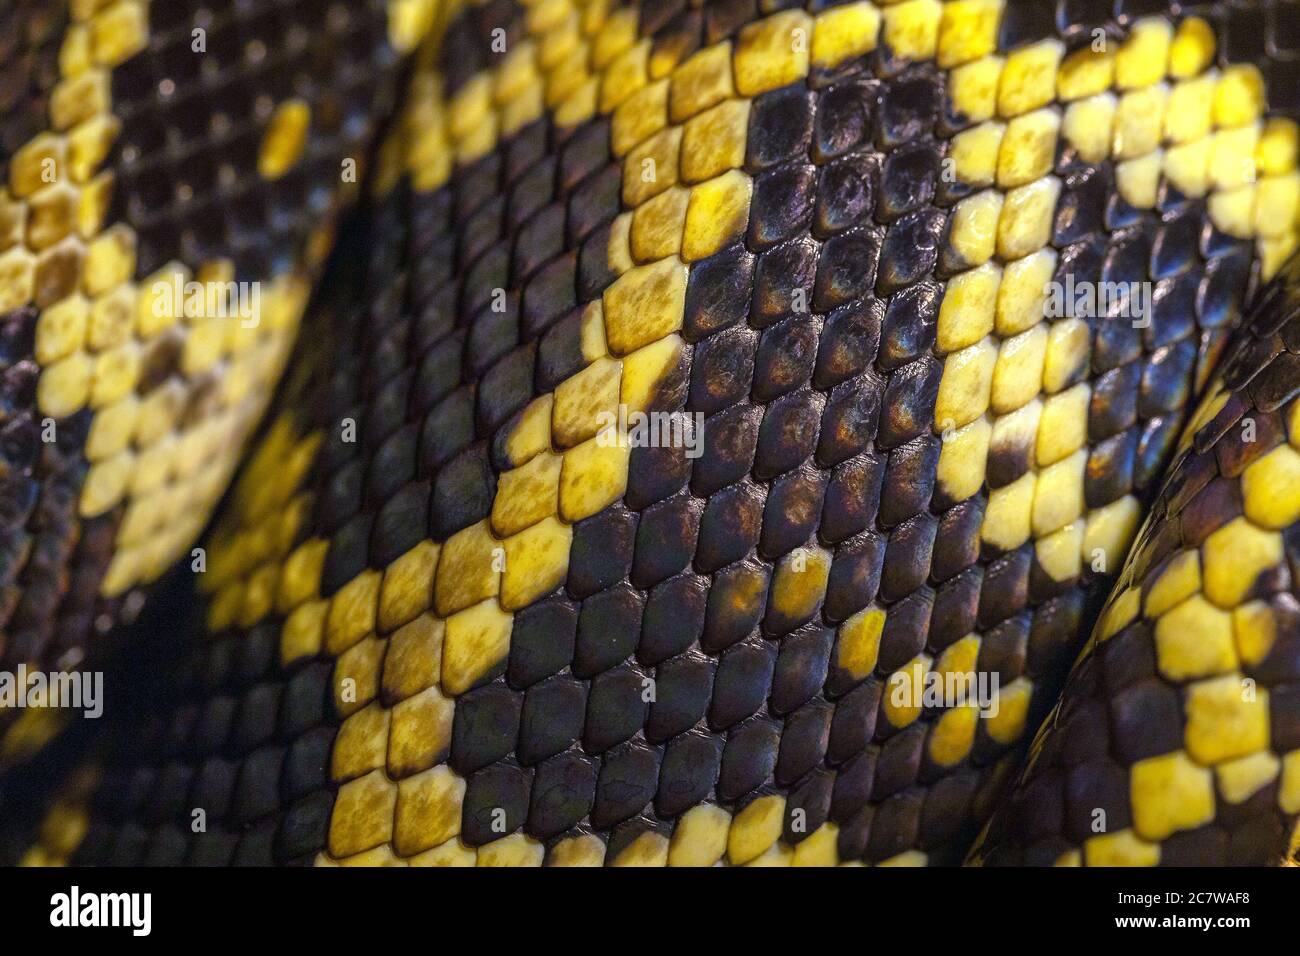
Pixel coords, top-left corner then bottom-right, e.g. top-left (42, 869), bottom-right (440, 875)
top-left (0, 0), bottom-right (418, 761)
top-left (6, 0), bottom-right (1300, 867)
top-left (973, 253), bottom-right (1300, 866)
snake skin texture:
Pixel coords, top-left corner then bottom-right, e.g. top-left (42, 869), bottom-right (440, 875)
top-left (973, 253), bottom-right (1300, 866)
top-left (8, 0), bottom-right (1300, 867)
top-left (0, 0), bottom-right (426, 762)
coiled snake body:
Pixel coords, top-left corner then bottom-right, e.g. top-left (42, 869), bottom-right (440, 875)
top-left (3, 0), bottom-right (1300, 867)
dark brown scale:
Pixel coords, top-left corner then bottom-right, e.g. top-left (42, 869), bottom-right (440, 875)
top-left (566, 507), bottom-right (637, 599)
top-left (628, 438), bottom-right (694, 509)
top-left (817, 226), bottom-right (883, 306)
top-left (643, 574), bottom-right (705, 658)
top-left (529, 750), bottom-right (598, 837)
top-left (463, 760), bottom-right (531, 844)
top-left (750, 235), bottom-right (819, 325)
top-left (883, 438), bottom-right (939, 519)
top-left (760, 468), bottom-right (824, 552)
top-left (877, 357), bottom-right (941, 449)
top-left (507, 597), bottom-right (579, 689)
top-left (452, 683), bottom-right (522, 773)
top-left (701, 560), bottom-right (768, 652)
top-left (748, 162), bottom-right (816, 250)
top-left (682, 243), bottom-right (754, 340)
